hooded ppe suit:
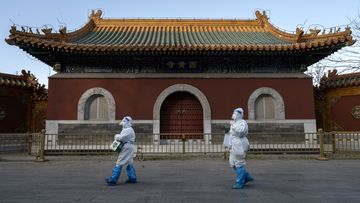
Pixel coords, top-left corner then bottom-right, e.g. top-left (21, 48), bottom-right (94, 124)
top-left (106, 116), bottom-right (137, 185)
top-left (228, 108), bottom-right (253, 189)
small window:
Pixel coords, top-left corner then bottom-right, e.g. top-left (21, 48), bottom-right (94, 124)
top-left (84, 94), bottom-right (108, 120)
top-left (255, 94), bottom-right (275, 120)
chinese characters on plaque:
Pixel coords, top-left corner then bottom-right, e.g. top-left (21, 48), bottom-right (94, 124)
top-left (163, 59), bottom-right (201, 72)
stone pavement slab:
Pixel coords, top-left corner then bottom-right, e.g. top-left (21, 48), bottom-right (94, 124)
top-left (0, 156), bottom-right (359, 202)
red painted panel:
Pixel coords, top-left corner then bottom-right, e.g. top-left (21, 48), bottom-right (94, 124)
top-left (47, 77), bottom-right (315, 120)
top-left (331, 95), bottom-right (360, 131)
top-left (0, 87), bottom-right (31, 133)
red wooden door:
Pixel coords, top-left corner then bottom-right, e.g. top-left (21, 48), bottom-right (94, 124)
top-left (160, 92), bottom-right (203, 139)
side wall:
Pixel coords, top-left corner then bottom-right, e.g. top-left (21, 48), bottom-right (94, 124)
top-left (0, 86), bottom-right (32, 133)
top-left (327, 87), bottom-right (360, 131)
top-left (46, 76), bottom-right (316, 135)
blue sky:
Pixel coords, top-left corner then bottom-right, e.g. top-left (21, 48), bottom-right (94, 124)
top-left (1, 0), bottom-right (360, 86)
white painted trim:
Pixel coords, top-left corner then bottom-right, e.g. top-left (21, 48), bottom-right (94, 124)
top-left (304, 121), bottom-right (317, 133)
top-left (45, 120), bottom-right (59, 134)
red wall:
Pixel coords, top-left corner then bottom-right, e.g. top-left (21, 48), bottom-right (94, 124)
top-left (47, 77), bottom-right (315, 120)
top-left (0, 87), bottom-right (31, 133)
top-left (332, 95), bottom-right (360, 131)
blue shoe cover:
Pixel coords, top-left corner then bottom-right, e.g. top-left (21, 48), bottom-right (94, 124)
top-left (232, 183), bottom-right (244, 189)
top-left (125, 164), bottom-right (137, 183)
top-left (105, 165), bottom-right (122, 185)
top-left (125, 179), bottom-right (137, 183)
top-left (244, 169), bottom-right (254, 184)
top-left (233, 166), bottom-right (245, 188)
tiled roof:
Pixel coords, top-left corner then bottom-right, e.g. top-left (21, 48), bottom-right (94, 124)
top-left (0, 72), bottom-right (32, 88)
top-left (33, 92), bottom-right (48, 101)
top-left (319, 70), bottom-right (360, 89)
top-left (6, 10), bottom-right (354, 55)
top-left (73, 25), bottom-right (290, 46)
top-left (0, 70), bottom-right (48, 101)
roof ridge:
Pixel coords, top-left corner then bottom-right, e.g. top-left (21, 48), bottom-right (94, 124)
top-left (0, 72), bottom-right (24, 79)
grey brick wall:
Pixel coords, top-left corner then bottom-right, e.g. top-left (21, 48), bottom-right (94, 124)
top-left (211, 122), bottom-right (305, 144)
top-left (58, 123), bottom-right (121, 135)
top-left (56, 122), bottom-right (305, 144)
top-left (58, 123), bottom-right (154, 142)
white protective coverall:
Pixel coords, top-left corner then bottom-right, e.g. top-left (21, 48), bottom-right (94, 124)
top-left (105, 116), bottom-right (137, 185)
top-left (115, 117), bottom-right (136, 166)
top-left (228, 108), bottom-right (253, 189)
top-left (229, 108), bottom-right (249, 168)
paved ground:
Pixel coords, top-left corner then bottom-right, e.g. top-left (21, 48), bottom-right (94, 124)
top-left (0, 155), bottom-right (359, 203)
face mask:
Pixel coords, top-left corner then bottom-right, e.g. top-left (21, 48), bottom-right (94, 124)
top-left (232, 112), bottom-right (237, 120)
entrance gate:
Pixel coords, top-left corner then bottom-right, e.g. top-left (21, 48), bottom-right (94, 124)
top-left (160, 92), bottom-right (203, 139)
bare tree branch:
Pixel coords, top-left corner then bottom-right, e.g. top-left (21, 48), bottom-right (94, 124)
top-left (306, 13), bottom-right (360, 86)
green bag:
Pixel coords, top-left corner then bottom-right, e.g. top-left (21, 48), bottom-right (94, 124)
top-left (110, 140), bottom-right (124, 153)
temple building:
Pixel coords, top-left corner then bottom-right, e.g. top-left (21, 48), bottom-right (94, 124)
top-left (315, 70), bottom-right (360, 131)
top-left (0, 70), bottom-right (47, 133)
top-left (6, 10), bottom-right (354, 142)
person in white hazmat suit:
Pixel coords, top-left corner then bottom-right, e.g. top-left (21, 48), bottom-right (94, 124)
top-left (228, 108), bottom-right (253, 189)
top-left (105, 116), bottom-right (137, 185)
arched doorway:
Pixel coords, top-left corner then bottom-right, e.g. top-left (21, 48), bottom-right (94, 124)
top-left (160, 92), bottom-right (203, 139)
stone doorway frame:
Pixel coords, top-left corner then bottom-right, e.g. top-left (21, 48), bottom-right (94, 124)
top-left (247, 87), bottom-right (285, 120)
top-left (77, 87), bottom-right (116, 121)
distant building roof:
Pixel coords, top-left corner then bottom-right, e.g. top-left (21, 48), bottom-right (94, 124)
top-left (314, 70), bottom-right (360, 100)
top-left (320, 70), bottom-right (360, 88)
top-left (0, 72), bottom-right (32, 88)
top-left (0, 70), bottom-right (47, 101)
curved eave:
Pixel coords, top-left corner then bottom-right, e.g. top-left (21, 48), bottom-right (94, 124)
top-left (6, 18), bottom-right (96, 44)
top-left (5, 10), bottom-right (355, 56)
top-left (7, 34), bottom-right (352, 55)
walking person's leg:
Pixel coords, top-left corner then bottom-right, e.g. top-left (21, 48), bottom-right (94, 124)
top-left (105, 165), bottom-right (122, 185)
top-left (125, 164), bottom-right (137, 183)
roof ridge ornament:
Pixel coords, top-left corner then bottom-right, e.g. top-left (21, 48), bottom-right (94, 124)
top-left (10, 25), bottom-right (16, 34)
top-left (20, 70), bottom-right (38, 88)
top-left (345, 26), bottom-right (352, 34)
top-left (327, 69), bottom-right (338, 78)
top-left (255, 10), bottom-right (268, 26)
top-left (309, 28), bottom-right (321, 37)
top-left (41, 27), bottom-right (52, 35)
top-left (295, 27), bottom-right (304, 42)
top-left (59, 27), bottom-right (67, 38)
top-left (90, 9), bottom-right (103, 19)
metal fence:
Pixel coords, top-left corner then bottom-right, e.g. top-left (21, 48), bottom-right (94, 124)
top-left (134, 132), bottom-right (320, 155)
top-left (43, 133), bottom-right (114, 155)
top-left (1, 130), bottom-right (360, 160)
top-left (323, 131), bottom-right (360, 154)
